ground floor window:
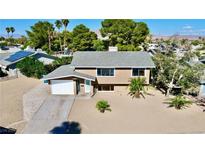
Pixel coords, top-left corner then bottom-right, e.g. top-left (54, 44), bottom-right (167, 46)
top-left (98, 85), bottom-right (114, 91)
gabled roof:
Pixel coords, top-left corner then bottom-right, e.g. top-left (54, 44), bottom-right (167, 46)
top-left (42, 65), bottom-right (95, 81)
top-left (70, 51), bottom-right (155, 68)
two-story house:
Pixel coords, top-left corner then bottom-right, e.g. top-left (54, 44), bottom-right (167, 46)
top-left (42, 51), bottom-right (155, 95)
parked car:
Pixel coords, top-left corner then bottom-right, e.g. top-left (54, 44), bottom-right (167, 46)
top-left (0, 126), bottom-right (16, 134)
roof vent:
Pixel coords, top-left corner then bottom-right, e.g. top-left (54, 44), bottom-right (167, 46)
top-left (108, 46), bottom-right (118, 52)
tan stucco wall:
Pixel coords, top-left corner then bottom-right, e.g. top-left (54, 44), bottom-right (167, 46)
top-left (75, 68), bottom-right (151, 84)
top-left (114, 85), bottom-right (129, 93)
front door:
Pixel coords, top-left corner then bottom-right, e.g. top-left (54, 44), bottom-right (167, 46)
top-left (76, 80), bottom-right (80, 94)
top-left (85, 80), bottom-right (91, 93)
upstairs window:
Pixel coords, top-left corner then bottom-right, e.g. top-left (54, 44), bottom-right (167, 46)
top-left (97, 68), bottom-right (114, 76)
top-left (132, 68), bottom-right (145, 76)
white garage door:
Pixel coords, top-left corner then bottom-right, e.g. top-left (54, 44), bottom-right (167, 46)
top-left (51, 80), bottom-right (74, 95)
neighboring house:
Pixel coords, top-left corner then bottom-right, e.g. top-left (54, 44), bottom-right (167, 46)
top-left (42, 51), bottom-right (155, 96)
top-left (0, 50), bottom-right (57, 76)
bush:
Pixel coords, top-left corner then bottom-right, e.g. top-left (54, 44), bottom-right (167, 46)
top-left (168, 95), bottom-right (192, 110)
top-left (96, 100), bottom-right (111, 113)
top-left (16, 57), bottom-right (46, 79)
top-left (0, 41), bottom-right (8, 48)
top-left (52, 56), bottom-right (72, 67)
top-left (44, 56), bottom-right (73, 74)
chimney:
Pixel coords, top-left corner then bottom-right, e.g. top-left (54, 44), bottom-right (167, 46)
top-left (108, 46), bottom-right (118, 52)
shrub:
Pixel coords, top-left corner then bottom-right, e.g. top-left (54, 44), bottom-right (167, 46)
top-left (168, 95), bottom-right (192, 110)
top-left (96, 100), bottom-right (111, 113)
top-left (52, 56), bottom-right (72, 67)
top-left (16, 57), bottom-right (46, 79)
top-left (44, 56), bottom-right (73, 74)
top-left (129, 77), bottom-right (146, 98)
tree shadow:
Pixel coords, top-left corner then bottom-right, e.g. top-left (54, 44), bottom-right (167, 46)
top-left (163, 101), bottom-right (176, 108)
top-left (128, 92), bottom-right (146, 99)
top-left (49, 121), bottom-right (81, 134)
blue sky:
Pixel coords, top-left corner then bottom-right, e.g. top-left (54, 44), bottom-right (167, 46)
top-left (1, 19), bottom-right (205, 37)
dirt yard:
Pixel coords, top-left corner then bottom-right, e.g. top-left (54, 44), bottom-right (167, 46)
top-left (0, 77), bottom-right (41, 133)
top-left (69, 88), bottom-right (205, 134)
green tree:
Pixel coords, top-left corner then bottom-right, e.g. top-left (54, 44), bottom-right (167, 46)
top-left (132, 22), bottom-right (149, 45)
top-left (45, 56), bottom-right (73, 73)
top-left (26, 21), bottom-right (54, 53)
top-left (68, 24), bottom-right (97, 52)
top-left (17, 35), bottom-right (28, 45)
top-left (55, 20), bottom-right (63, 52)
top-left (153, 51), bottom-right (205, 96)
top-left (5, 27), bottom-right (10, 38)
top-left (191, 40), bottom-right (200, 46)
top-left (100, 19), bottom-right (149, 51)
top-left (129, 77), bottom-right (146, 98)
top-left (93, 40), bottom-right (105, 51)
top-left (16, 57), bottom-right (46, 79)
top-left (10, 27), bottom-right (15, 37)
top-left (0, 36), bottom-right (5, 41)
top-left (52, 56), bottom-right (72, 67)
top-left (61, 19), bottom-right (69, 50)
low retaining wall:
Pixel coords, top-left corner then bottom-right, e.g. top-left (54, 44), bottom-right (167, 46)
top-left (23, 83), bottom-right (50, 121)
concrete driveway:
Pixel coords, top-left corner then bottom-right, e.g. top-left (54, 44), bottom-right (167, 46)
top-left (23, 95), bottom-right (75, 134)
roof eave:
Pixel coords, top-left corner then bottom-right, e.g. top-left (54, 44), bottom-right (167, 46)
top-left (73, 66), bottom-right (156, 68)
top-left (42, 75), bottom-right (95, 81)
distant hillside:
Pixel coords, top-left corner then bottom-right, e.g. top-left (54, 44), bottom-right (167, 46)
top-left (0, 34), bottom-right (23, 38)
top-left (152, 34), bottom-right (204, 40)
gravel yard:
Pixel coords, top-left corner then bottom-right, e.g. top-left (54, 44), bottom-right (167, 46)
top-left (0, 77), bottom-right (41, 133)
top-left (69, 88), bottom-right (205, 134)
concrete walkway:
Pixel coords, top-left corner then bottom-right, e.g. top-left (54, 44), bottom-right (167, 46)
top-left (23, 95), bottom-right (75, 134)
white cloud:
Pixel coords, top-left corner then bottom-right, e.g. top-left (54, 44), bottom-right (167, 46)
top-left (180, 25), bottom-right (205, 35)
top-left (183, 25), bottom-right (192, 29)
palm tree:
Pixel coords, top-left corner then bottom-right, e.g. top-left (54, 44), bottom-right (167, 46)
top-left (55, 20), bottom-right (63, 52)
top-left (167, 95), bottom-right (192, 110)
top-left (10, 27), bottom-right (15, 37)
top-left (61, 19), bottom-right (69, 50)
top-left (47, 27), bottom-right (54, 52)
top-left (5, 27), bottom-right (10, 38)
top-left (96, 100), bottom-right (111, 113)
top-left (129, 77), bottom-right (146, 98)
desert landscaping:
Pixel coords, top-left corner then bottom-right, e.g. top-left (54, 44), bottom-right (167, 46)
top-left (69, 88), bottom-right (205, 134)
top-left (1, 78), bottom-right (205, 134)
top-left (0, 77), bottom-right (40, 133)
